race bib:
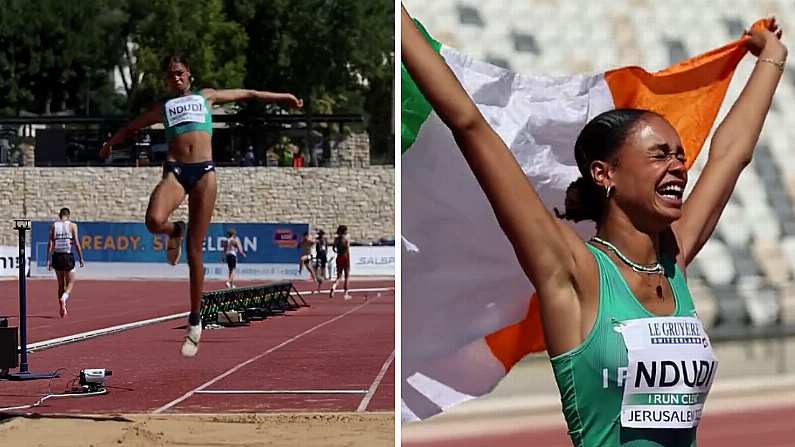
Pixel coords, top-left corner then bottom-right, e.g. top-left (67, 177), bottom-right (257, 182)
top-left (164, 95), bottom-right (206, 128)
top-left (54, 223), bottom-right (71, 251)
top-left (54, 233), bottom-right (71, 251)
top-left (618, 316), bottom-right (718, 429)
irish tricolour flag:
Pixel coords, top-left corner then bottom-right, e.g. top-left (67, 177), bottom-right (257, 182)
top-left (402, 20), bottom-right (760, 421)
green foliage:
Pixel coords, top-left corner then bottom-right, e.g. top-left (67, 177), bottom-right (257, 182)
top-left (228, 0), bottom-right (394, 161)
top-left (354, 1), bottom-right (394, 163)
top-left (127, 0), bottom-right (248, 112)
top-left (0, 0), bottom-right (128, 115)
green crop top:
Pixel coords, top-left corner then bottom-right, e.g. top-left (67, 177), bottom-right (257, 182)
top-left (161, 93), bottom-right (213, 141)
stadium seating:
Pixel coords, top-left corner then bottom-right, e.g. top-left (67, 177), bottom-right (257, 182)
top-left (404, 0), bottom-right (795, 333)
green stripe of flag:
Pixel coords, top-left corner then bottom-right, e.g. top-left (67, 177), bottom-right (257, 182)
top-left (401, 19), bottom-right (442, 154)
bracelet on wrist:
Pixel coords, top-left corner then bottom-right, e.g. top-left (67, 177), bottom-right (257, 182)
top-left (757, 57), bottom-right (786, 72)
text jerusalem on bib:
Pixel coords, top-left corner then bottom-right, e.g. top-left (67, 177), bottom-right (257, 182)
top-left (619, 316), bottom-right (718, 429)
top-left (165, 95), bottom-right (206, 127)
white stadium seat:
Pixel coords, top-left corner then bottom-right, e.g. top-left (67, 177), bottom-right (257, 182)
top-left (695, 239), bottom-right (736, 287)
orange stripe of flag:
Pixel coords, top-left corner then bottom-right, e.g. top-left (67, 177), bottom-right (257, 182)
top-left (606, 21), bottom-right (765, 168)
top-left (485, 293), bottom-right (545, 371)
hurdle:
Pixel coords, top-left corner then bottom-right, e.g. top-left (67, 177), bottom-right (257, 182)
top-left (4, 219), bottom-right (58, 380)
top-left (200, 281), bottom-right (308, 326)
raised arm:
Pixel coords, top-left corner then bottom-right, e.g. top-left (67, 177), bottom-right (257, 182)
top-left (674, 20), bottom-right (786, 265)
top-left (99, 105), bottom-right (162, 159)
top-left (401, 6), bottom-right (577, 296)
top-left (201, 88), bottom-right (303, 108)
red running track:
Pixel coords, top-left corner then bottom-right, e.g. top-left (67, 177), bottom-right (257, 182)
top-left (0, 278), bottom-right (366, 343)
top-left (404, 405), bottom-right (795, 447)
top-left (0, 278), bottom-right (394, 414)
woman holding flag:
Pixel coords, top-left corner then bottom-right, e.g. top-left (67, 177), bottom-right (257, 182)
top-left (100, 54), bottom-right (303, 357)
top-left (402, 4), bottom-right (785, 445)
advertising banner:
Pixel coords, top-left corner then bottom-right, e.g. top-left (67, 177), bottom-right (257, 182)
top-left (348, 245), bottom-right (395, 276)
top-left (30, 221), bottom-right (309, 279)
top-left (0, 245), bottom-right (30, 277)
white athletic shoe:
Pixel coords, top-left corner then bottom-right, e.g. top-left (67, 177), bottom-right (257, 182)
top-left (181, 324), bottom-right (202, 357)
top-left (344, 293), bottom-right (352, 301)
top-left (58, 296), bottom-right (68, 318)
top-left (225, 281), bottom-right (231, 288)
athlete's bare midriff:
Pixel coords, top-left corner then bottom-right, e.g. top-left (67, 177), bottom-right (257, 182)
top-left (166, 131), bottom-right (213, 163)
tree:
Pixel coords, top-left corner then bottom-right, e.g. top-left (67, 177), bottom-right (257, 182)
top-left (347, 1), bottom-right (394, 164)
top-left (0, 0), bottom-right (128, 115)
top-left (224, 0), bottom-right (394, 163)
top-left (120, 0), bottom-right (248, 113)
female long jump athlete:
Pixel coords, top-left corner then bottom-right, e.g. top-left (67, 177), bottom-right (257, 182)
top-left (403, 5), bottom-right (785, 446)
top-left (100, 54), bottom-right (303, 357)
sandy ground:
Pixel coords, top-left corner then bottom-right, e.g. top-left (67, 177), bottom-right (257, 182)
top-left (0, 412), bottom-right (395, 447)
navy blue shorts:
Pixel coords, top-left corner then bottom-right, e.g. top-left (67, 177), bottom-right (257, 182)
top-left (315, 251), bottom-right (327, 270)
top-left (164, 160), bottom-right (215, 193)
top-left (225, 254), bottom-right (237, 270)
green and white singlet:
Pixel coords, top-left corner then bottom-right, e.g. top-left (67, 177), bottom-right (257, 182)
top-left (161, 92), bottom-right (213, 141)
top-left (550, 243), bottom-right (718, 446)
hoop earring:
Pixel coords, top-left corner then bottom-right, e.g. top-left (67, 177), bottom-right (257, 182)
top-left (605, 185), bottom-right (613, 199)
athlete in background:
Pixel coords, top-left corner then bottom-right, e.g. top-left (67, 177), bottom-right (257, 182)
top-left (47, 208), bottom-right (85, 318)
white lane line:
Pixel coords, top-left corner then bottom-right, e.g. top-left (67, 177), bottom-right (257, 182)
top-left (22, 287), bottom-right (393, 353)
top-left (296, 286), bottom-right (394, 296)
top-left (195, 389), bottom-right (368, 395)
top-left (152, 297), bottom-right (377, 414)
top-left (25, 312), bottom-right (189, 353)
top-left (357, 350), bottom-right (395, 412)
